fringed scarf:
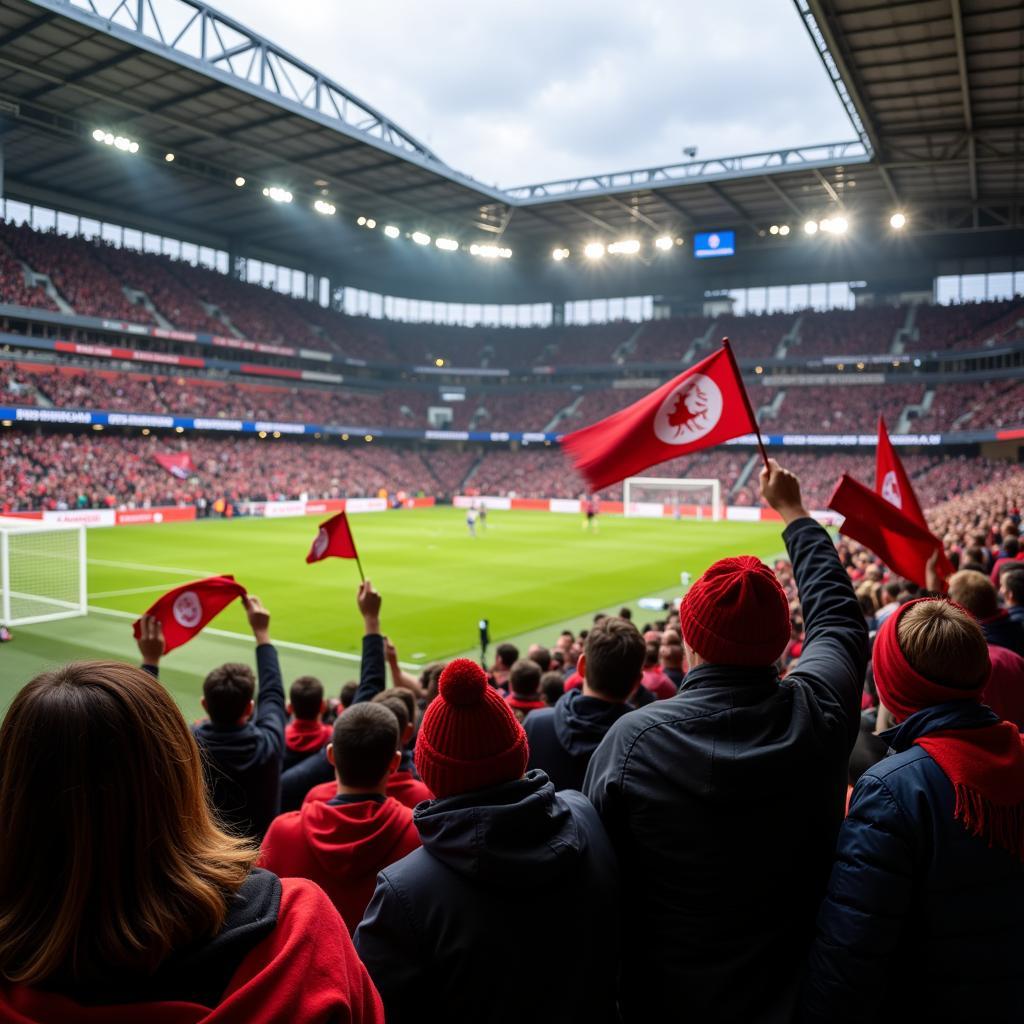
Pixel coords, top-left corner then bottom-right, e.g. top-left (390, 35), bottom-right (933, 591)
top-left (873, 598), bottom-right (1024, 861)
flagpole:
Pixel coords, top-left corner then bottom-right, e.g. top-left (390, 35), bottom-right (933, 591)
top-left (721, 337), bottom-right (770, 472)
top-left (354, 550), bottom-right (365, 583)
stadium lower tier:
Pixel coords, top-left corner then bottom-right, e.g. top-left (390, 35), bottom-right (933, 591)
top-left (2, 428), bottom-right (1017, 513)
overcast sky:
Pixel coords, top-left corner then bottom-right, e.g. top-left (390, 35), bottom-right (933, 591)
top-left (211, 0), bottom-right (855, 189)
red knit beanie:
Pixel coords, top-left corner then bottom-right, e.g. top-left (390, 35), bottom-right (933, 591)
top-left (415, 659), bottom-right (529, 799)
top-left (679, 555), bottom-right (791, 666)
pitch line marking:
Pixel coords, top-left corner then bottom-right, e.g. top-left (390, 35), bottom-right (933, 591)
top-left (88, 557), bottom-right (221, 577)
top-left (86, 604), bottom-right (418, 669)
top-left (89, 583), bottom-right (188, 599)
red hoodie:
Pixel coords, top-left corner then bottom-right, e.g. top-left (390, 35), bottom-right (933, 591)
top-left (641, 668), bottom-right (677, 701)
top-left (304, 774), bottom-right (433, 811)
top-left (260, 797), bottom-right (420, 933)
top-left (0, 878), bottom-right (383, 1023)
top-left (284, 718), bottom-right (332, 755)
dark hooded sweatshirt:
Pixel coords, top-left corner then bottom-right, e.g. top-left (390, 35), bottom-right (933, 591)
top-left (0, 870), bottom-right (384, 1023)
top-left (523, 688), bottom-right (632, 791)
top-left (354, 770), bottom-right (619, 1024)
top-left (260, 796), bottom-right (421, 933)
top-left (191, 644), bottom-right (286, 841)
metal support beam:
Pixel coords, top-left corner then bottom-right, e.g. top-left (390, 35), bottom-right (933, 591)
top-left (762, 175), bottom-right (803, 218)
top-left (602, 194), bottom-right (663, 232)
top-left (704, 183), bottom-right (758, 230)
top-left (949, 0), bottom-right (978, 201)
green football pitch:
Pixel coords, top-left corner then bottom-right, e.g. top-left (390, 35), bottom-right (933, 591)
top-left (1, 508), bottom-right (785, 719)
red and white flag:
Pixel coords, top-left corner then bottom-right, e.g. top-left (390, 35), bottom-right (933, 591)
top-left (306, 511), bottom-right (360, 564)
top-left (132, 575), bottom-right (247, 654)
top-left (560, 343), bottom-right (758, 492)
top-left (828, 474), bottom-right (945, 590)
top-left (154, 452), bottom-right (196, 480)
top-left (876, 416), bottom-right (954, 582)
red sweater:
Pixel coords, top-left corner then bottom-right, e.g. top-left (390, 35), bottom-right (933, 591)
top-left (261, 797), bottom-right (420, 933)
top-left (284, 718), bottom-right (332, 755)
top-left (305, 773), bottom-right (434, 811)
top-left (642, 668), bottom-right (678, 701)
top-left (0, 878), bottom-right (383, 1023)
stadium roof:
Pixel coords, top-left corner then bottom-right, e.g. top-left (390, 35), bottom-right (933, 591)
top-left (0, 0), bottom-right (1021, 301)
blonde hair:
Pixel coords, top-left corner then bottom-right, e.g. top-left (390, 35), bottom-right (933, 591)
top-left (947, 570), bottom-right (999, 620)
top-left (897, 601), bottom-right (989, 690)
top-left (0, 662), bottom-right (257, 986)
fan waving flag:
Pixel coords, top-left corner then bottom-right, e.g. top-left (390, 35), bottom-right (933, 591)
top-left (829, 474), bottom-right (945, 590)
top-left (154, 452), bottom-right (195, 480)
top-left (876, 416), bottom-right (954, 582)
top-left (132, 575), bottom-right (247, 654)
top-left (306, 511), bottom-right (364, 578)
top-left (560, 342), bottom-right (759, 492)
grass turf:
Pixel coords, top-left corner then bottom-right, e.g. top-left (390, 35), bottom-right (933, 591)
top-left (1, 508), bottom-right (785, 718)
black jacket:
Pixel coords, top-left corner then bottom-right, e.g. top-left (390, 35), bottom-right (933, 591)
top-left (279, 634), bottom-right (385, 811)
top-left (800, 702), bottom-right (1024, 1023)
top-left (354, 771), bottom-right (618, 1024)
top-left (584, 517), bottom-right (868, 1023)
top-left (981, 610), bottom-right (1024, 657)
top-left (523, 688), bottom-right (632, 791)
top-left (192, 644), bottom-right (286, 840)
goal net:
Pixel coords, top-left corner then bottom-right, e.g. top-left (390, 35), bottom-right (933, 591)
top-left (623, 477), bottom-right (722, 521)
top-left (0, 518), bottom-right (87, 626)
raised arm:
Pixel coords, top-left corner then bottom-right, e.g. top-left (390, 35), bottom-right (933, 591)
top-left (762, 460), bottom-right (868, 741)
top-left (136, 614), bottom-right (164, 678)
top-left (245, 595), bottom-right (286, 757)
top-left (353, 580), bottom-right (386, 705)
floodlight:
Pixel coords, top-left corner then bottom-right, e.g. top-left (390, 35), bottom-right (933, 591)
top-left (436, 237), bottom-right (459, 251)
top-left (314, 199), bottom-right (336, 216)
top-left (164, 152), bottom-right (175, 162)
top-left (366, 219), bottom-right (376, 229)
top-left (384, 225), bottom-right (400, 238)
top-left (91, 128), bottom-right (105, 142)
top-left (584, 242), bottom-right (606, 259)
top-left (608, 239), bottom-right (640, 255)
top-left (234, 176), bottom-right (246, 187)
top-left (357, 216), bottom-right (367, 226)
top-left (469, 243), bottom-right (511, 258)
top-left (890, 211), bottom-right (907, 229)
top-left (819, 218), bottom-right (833, 233)
top-left (552, 247), bottom-right (569, 261)
top-left (128, 142), bottom-right (139, 154)
top-left (412, 231), bottom-right (431, 246)
top-left (779, 224), bottom-right (790, 236)
top-left (103, 132), bottom-right (114, 145)
top-left (262, 186), bottom-right (292, 203)
top-left (654, 235), bottom-right (673, 251)
top-left (804, 220), bottom-right (818, 235)
top-left (769, 225), bottom-right (779, 235)
top-left (832, 216), bottom-right (849, 234)
top-left (435, 358), bottom-right (445, 367)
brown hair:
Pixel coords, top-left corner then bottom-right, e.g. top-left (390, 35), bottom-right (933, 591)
top-left (332, 702), bottom-right (399, 788)
top-left (289, 674), bottom-right (324, 720)
top-left (372, 690), bottom-right (411, 732)
top-left (947, 570), bottom-right (1000, 620)
top-left (585, 616), bottom-right (645, 700)
top-left (509, 658), bottom-right (542, 696)
top-left (202, 662), bottom-right (255, 724)
top-left (897, 601), bottom-right (990, 690)
top-left (0, 662), bottom-right (255, 986)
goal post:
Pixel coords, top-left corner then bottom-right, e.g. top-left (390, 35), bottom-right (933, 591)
top-left (0, 518), bottom-right (87, 626)
top-left (623, 477), bottom-right (722, 521)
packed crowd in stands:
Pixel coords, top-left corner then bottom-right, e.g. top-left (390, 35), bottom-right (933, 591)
top-left (761, 382), bottom-right (926, 433)
top-left (3, 457), bottom-right (1022, 1021)
top-left (0, 221), bottom-right (1022, 367)
top-left (914, 379), bottom-right (1024, 432)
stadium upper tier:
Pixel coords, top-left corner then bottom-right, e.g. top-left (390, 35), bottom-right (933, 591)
top-left (1, 223), bottom-right (1023, 365)
top-left (3, 359), bottom-right (1023, 438)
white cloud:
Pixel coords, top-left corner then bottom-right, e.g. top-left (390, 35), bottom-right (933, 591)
top-left (210, 0), bottom-right (854, 187)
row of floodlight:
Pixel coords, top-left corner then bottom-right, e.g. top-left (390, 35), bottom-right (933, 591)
top-left (355, 217), bottom-right (511, 258)
top-left (554, 236), bottom-right (681, 261)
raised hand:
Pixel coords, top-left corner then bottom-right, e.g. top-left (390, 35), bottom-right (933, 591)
top-left (136, 614), bottom-right (165, 665)
top-left (244, 594), bottom-right (271, 645)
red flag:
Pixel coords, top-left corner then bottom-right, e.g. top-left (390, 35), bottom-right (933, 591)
top-left (154, 452), bottom-right (196, 480)
top-left (306, 511), bottom-right (360, 564)
top-left (132, 575), bottom-right (247, 654)
top-left (560, 343), bottom-right (758, 492)
top-left (876, 416), bottom-right (954, 581)
top-left (828, 474), bottom-right (945, 589)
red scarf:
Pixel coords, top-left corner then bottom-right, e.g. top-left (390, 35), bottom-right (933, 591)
top-left (873, 598), bottom-right (1024, 861)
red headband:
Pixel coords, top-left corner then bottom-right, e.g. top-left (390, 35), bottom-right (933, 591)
top-left (872, 598), bottom-right (989, 722)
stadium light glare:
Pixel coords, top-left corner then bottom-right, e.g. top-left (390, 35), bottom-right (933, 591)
top-left (769, 224), bottom-right (779, 235)
top-left (261, 186), bottom-right (292, 203)
top-left (128, 142), bottom-right (139, 154)
top-left (91, 128), bottom-right (105, 142)
top-left (313, 199), bottom-right (336, 216)
top-left (175, 426), bottom-right (184, 433)
top-left (436, 237), bottom-right (459, 251)
top-left (365, 434), bottom-right (374, 442)
top-left (164, 152), bottom-right (175, 162)
top-left (552, 248), bottom-right (569, 261)
top-left (819, 218), bottom-right (833, 233)
top-left (435, 358), bottom-right (445, 367)
top-left (365, 218), bottom-right (377, 229)
top-left (779, 224), bottom-right (790, 236)
top-left (890, 211), bottom-right (907, 229)
top-left (584, 242), bottom-right (606, 259)
top-left (357, 216), bottom-right (367, 226)
top-left (608, 239), bottom-right (640, 255)
top-left (234, 176), bottom-right (246, 187)
top-left (412, 231), bottom-right (431, 246)
top-left (803, 220), bottom-right (818, 235)
top-left (832, 216), bottom-right (849, 234)
top-left (469, 243), bottom-right (512, 259)
top-left (654, 236), bottom-right (673, 251)
top-left (141, 428), bottom-right (150, 436)
top-left (384, 224), bottom-right (400, 238)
